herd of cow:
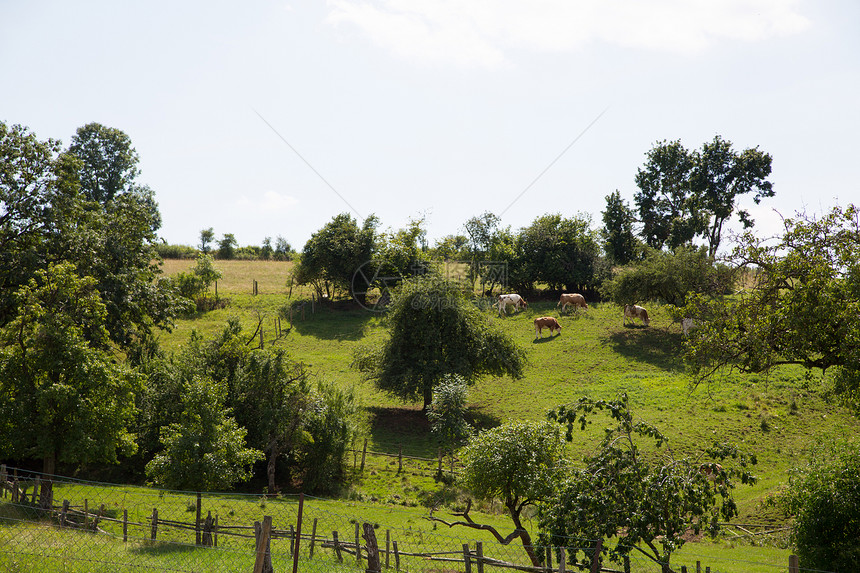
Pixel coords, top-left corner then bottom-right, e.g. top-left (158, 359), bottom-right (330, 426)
top-left (495, 292), bottom-right (688, 339)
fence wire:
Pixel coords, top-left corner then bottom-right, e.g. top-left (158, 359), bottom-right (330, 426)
top-left (0, 466), bottom-right (828, 573)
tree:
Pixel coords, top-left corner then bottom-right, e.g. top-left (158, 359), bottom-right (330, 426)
top-left (780, 439), bottom-right (860, 570)
top-left (543, 395), bottom-right (756, 573)
top-left (294, 213), bottom-right (378, 301)
top-left (433, 234), bottom-right (469, 260)
top-left (516, 213), bottom-right (601, 295)
top-left (634, 139), bottom-right (701, 250)
top-left (145, 374), bottom-right (263, 491)
top-left (634, 137), bottom-right (774, 256)
top-left (199, 228), bottom-right (215, 254)
top-left (274, 236), bottom-right (293, 261)
top-left (430, 420), bottom-right (566, 567)
top-left (217, 233), bottom-right (238, 260)
top-left (693, 135), bottom-right (774, 257)
top-left (682, 204), bottom-right (860, 394)
top-left (261, 237), bottom-right (273, 260)
top-left (601, 190), bottom-right (641, 265)
top-left (67, 122), bottom-right (140, 203)
top-left (353, 274), bottom-right (527, 409)
top-left (427, 375), bottom-right (473, 473)
top-left (601, 246), bottom-right (735, 307)
top-left (0, 263), bottom-right (139, 477)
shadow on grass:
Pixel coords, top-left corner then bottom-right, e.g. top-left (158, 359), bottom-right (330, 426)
top-left (285, 300), bottom-right (378, 341)
top-left (532, 334), bottom-right (562, 343)
top-left (367, 406), bottom-right (502, 457)
top-left (605, 326), bottom-right (687, 372)
top-left (131, 541), bottom-right (201, 556)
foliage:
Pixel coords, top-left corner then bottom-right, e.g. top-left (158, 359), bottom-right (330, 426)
top-left (353, 274), bottom-right (527, 409)
top-left (515, 213), bottom-right (601, 295)
top-left (199, 228), bottom-right (215, 254)
top-left (155, 243), bottom-right (198, 259)
top-left (0, 263), bottom-right (139, 474)
top-left (682, 204), bottom-right (860, 393)
top-left (293, 213), bottom-right (378, 300)
top-left (602, 245), bottom-right (735, 306)
top-left (274, 236), bottom-right (294, 261)
top-left (451, 420), bottom-right (566, 566)
top-left (543, 395), bottom-right (756, 572)
top-left (144, 374), bottom-right (263, 491)
top-left (427, 375), bottom-right (473, 471)
top-left (780, 438), bottom-right (860, 570)
top-left (634, 136), bottom-right (774, 256)
top-left (432, 234), bottom-right (469, 260)
top-left (601, 190), bottom-right (642, 265)
top-left (217, 233), bottom-right (238, 260)
top-left (67, 122), bottom-right (140, 204)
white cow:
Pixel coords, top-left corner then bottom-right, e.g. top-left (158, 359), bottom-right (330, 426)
top-left (681, 317), bottom-right (698, 337)
top-left (623, 304), bottom-right (650, 327)
top-left (498, 293), bottom-right (528, 316)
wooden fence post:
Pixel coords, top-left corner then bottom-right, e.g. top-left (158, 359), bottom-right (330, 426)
top-left (355, 521), bottom-right (362, 565)
top-left (393, 540), bottom-right (400, 572)
top-left (123, 509), bottom-right (128, 542)
top-left (195, 492), bottom-right (202, 545)
top-left (789, 555), bottom-right (800, 573)
top-left (696, 561), bottom-right (701, 573)
top-left (463, 544), bottom-right (472, 573)
top-left (476, 541), bottom-right (484, 573)
top-left (545, 545), bottom-right (552, 572)
top-left (333, 530), bottom-right (343, 562)
top-left (397, 445), bottom-right (403, 474)
top-left (253, 516), bottom-right (274, 573)
top-left (0, 464), bottom-right (5, 499)
top-left (590, 538), bottom-right (603, 573)
top-left (61, 500), bottom-right (69, 527)
top-left (84, 499), bottom-right (89, 530)
top-left (624, 554), bottom-right (631, 573)
top-left (150, 508), bottom-right (158, 541)
top-left (214, 515), bottom-right (218, 547)
top-left (559, 547), bottom-right (566, 573)
top-left (293, 493), bottom-right (306, 573)
top-left (385, 529), bottom-right (390, 569)
top-left (360, 438), bottom-right (368, 472)
top-left (202, 511), bottom-right (214, 546)
top-left (309, 518), bottom-right (318, 559)
top-left (363, 522), bottom-right (381, 573)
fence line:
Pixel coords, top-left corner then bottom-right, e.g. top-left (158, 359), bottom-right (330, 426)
top-left (0, 465), bottom-right (821, 573)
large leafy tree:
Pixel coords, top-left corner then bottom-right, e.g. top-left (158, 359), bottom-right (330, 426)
top-left (0, 263), bottom-right (139, 477)
top-left (601, 190), bottom-right (640, 265)
top-left (683, 204), bottom-right (860, 395)
top-left (543, 395), bottom-right (756, 573)
top-left (693, 135), bottom-right (774, 257)
top-left (353, 275), bottom-right (527, 409)
top-left (68, 122), bottom-right (140, 204)
top-left (634, 137), bottom-right (774, 256)
top-left (430, 420), bottom-right (567, 567)
top-left (516, 213), bottom-right (600, 294)
top-left (294, 213), bottom-right (379, 301)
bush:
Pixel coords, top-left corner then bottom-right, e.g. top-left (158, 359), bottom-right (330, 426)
top-left (155, 243), bottom-right (198, 259)
top-left (602, 245), bottom-right (735, 306)
top-left (783, 440), bottom-right (860, 570)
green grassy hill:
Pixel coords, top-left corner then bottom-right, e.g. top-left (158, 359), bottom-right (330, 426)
top-left (157, 259), bottom-right (859, 525)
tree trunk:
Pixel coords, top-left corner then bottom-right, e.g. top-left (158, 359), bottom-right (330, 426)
top-left (509, 507), bottom-right (541, 567)
top-left (266, 441), bottom-right (280, 493)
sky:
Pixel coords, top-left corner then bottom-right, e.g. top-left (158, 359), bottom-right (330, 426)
top-left (2, 1), bottom-right (858, 253)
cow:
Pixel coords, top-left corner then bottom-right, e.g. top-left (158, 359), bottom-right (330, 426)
top-left (681, 317), bottom-right (698, 337)
top-left (557, 293), bottom-right (588, 312)
top-left (699, 462), bottom-right (724, 482)
top-left (623, 304), bottom-right (650, 327)
top-left (497, 293), bottom-right (528, 316)
top-left (534, 316), bottom-right (561, 339)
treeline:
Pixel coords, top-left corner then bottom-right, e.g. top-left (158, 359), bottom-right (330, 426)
top-left (0, 120), bottom-right (363, 498)
top-left (156, 230), bottom-right (296, 261)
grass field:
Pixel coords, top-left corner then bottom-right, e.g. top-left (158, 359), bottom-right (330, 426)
top-left (3, 258), bottom-right (851, 571)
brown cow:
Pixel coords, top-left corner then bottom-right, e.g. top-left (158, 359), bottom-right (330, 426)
top-left (557, 293), bottom-right (588, 312)
top-left (534, 316), bottom-right (562, 338)
top-left (623, 304), bottom-right (650, 326)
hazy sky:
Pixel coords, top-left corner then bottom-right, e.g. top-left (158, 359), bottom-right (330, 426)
top-left (2, 1), bottom-right (858, 252)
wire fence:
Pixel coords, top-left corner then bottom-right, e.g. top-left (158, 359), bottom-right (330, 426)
top-left (0, 466), bottom-right (827, 573)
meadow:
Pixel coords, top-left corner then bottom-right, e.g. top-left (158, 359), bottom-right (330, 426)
top-left (3, 258), bottom-right (850, 572)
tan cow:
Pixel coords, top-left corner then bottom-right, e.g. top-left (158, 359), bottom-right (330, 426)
top-left (623, 304), bottom-right (650, 326)
top-left (557, 293), bottom-right (588, 312)
top-left (534, 316), bottom-right (562, 339)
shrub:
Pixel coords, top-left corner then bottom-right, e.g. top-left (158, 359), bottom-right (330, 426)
top-left (155, 243), bottom-right (198, 259)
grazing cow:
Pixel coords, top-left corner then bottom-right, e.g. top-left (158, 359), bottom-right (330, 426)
top-left (497, 293), bottom-right (528, 316)
top-left (681, 317), bottom-right (698, 337)
top-left (534, 316), bottom-right (562, 339)
top-left (623, 304), bottom-right (650, 326)
top-left (699, 463), bottom-right (724, 482)
top-left (557, 293), bottom-right (588, 312)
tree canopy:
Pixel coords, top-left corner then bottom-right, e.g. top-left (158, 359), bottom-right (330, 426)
top-left (682, 204), bottom-right (860, 395)
top-left (353, 275), bottom-right (527, 409)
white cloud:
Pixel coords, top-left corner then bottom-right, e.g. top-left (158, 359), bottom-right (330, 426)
top-left (326, 0), bottom-right (811, 67)
top-left (234, 191), bottom-right (299, 213)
